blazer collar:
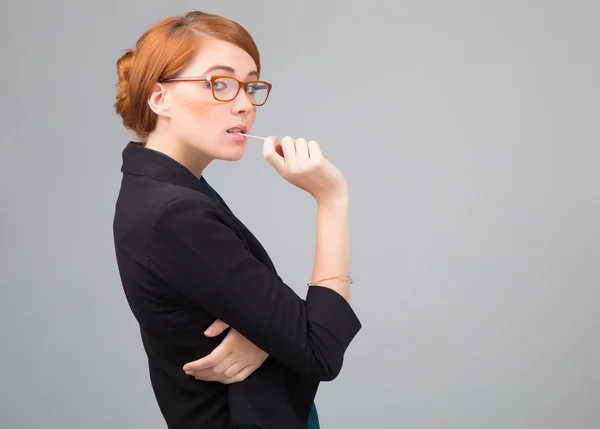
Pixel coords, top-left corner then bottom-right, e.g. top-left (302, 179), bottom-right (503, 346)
top-left (120, 141), bottom-right (211, 197)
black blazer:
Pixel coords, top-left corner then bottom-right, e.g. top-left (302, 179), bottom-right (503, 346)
top-left (112, 142), bottom-right (362, 429)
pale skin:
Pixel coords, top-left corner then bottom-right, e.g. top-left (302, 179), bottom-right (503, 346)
top-left (145, 36), bottom-right (351, 384)
top-left (183, 319), bottom-right (268, 384)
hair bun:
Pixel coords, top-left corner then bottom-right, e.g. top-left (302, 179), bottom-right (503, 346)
top-left (114, 49), bottom-right (137, 132)
top-left (113, 11), bottom-right (261, 142)
top-left (117, 49), bottom-right (136, 84)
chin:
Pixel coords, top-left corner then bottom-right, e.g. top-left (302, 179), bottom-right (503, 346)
top-left (216, 147), bottom-right (245, 162)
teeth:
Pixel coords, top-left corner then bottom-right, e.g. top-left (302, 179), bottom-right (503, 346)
top-left (228, 128), bottom-right (244, 133)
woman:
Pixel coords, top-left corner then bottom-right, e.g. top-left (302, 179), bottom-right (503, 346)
top-left (112, 10), bottom-right (361, 429)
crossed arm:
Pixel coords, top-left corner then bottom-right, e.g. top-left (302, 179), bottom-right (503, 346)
top-left (153, 197), bottom-right (360, 384)
top-left (183, 319), bottom-right (268, 384)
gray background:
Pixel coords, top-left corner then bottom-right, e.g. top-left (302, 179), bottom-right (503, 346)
top-left (1, 0), bottom-right (599, 428)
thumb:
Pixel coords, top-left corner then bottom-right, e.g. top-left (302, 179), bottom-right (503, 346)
top-left (204, 319), bottom-right (229, 337)
top-left (263, 136), bottom-right (284, 172)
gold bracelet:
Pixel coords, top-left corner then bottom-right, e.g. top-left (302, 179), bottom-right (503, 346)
top-left (307, 274), bottom-right (353, 287)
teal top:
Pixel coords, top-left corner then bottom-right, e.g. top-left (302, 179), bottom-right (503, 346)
top-left (199, 176), bottom-right (320, 429)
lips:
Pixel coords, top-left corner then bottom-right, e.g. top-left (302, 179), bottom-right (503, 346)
top-left (226, 124), bottom-right (247, 134)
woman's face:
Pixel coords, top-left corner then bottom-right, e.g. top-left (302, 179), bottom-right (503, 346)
top-left (155, 37), bottom-right (263, 162)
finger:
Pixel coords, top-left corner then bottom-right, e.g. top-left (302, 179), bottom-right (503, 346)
top-left (191, 369), bottom-right (222, 382)
top-left (183, 349), bottom-right (231, 372)
top-left (295, 138), bottom-right (309, 162)
top-left (212, 355), bottom-right (239, 376)
top-left (279, 136), bottom-right (296, 161)
top-left (307, 140), bottom-right (322, 160)
top-left (263, 136), bottom-right (284, 171)
top-left (222, 364), bottom-right (257, 385)
top-left (274, 140), bottom-right (284, 157)
top-left (190, 358), bottom-right (240, 382)
top-left (222, 361), bottom-right (244, 380)
top-left (204, 319), bottom-right (229, 337)
top-left (188, 368), bottom-right (213, 380)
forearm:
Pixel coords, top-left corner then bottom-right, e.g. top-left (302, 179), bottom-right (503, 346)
top-left (311, 195), bottom-right (351, 302)
top-left (154, 197), bottom-right (360, 380)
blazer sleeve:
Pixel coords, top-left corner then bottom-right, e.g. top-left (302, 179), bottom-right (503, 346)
top-left (149, 196), bottom-right (361, 381)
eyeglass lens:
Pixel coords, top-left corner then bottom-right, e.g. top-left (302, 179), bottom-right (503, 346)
top-left (213, 77), bottom-right (269, 105)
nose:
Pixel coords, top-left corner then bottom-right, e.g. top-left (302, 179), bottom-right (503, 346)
top-left (230, 87), bottom-right (254, 115)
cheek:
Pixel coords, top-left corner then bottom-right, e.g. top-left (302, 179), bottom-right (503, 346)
top-left (173, 86), bottom-right (214, 122)
top-left (180, 95), bottom-right (213, 120)
top-left (177, 99), bottom-right (233, 141)
top-left (177, 101), bottom-right (224, 135)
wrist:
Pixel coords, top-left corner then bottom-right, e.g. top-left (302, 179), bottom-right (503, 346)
top-left (315, 187), bottom-right (349, 207)
top-left (316, 195), bottom-right (349, 209)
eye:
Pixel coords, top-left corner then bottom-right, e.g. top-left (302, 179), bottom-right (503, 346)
top-left (213, 80), bottom-right (229, 91)
top-left (246, 82), bottom-right (266, 95)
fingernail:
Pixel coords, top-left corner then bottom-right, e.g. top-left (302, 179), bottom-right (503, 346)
top-left (205, 329), bottom-right (214, 336)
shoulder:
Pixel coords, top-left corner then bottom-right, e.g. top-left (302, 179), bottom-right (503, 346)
top-left (122, 174), bottom-right (219, 213)
top-left (147, 187), bottom-right (248, 266)
top-left (148, 185), bottom-right (241, 241)
top-left (114, 175), bottom-right (227, 237)
top-left (153, 188), bottom-right (226, 225)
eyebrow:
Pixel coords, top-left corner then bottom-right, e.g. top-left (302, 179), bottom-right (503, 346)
top-left (203, 65), bottom-right (259, 78)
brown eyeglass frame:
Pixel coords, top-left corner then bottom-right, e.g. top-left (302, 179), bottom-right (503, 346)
top-left (159, 75), bottom-right (273, 106)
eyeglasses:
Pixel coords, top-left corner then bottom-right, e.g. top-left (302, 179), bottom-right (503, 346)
top-left (159, 75), bottom-right (272, 106)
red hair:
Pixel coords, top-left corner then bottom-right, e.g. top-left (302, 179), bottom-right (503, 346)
top-left (114, 11), bottom-right (261, 140)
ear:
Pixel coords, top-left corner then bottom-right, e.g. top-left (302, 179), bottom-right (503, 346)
top-left (147, 82), bottom-right (170, 117)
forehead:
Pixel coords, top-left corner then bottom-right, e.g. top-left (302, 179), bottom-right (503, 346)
top-left (184, 37), bottom-right (258, 78)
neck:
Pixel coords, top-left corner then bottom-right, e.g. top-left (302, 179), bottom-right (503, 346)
top-left (144, 129), bottom-right (212, 179)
